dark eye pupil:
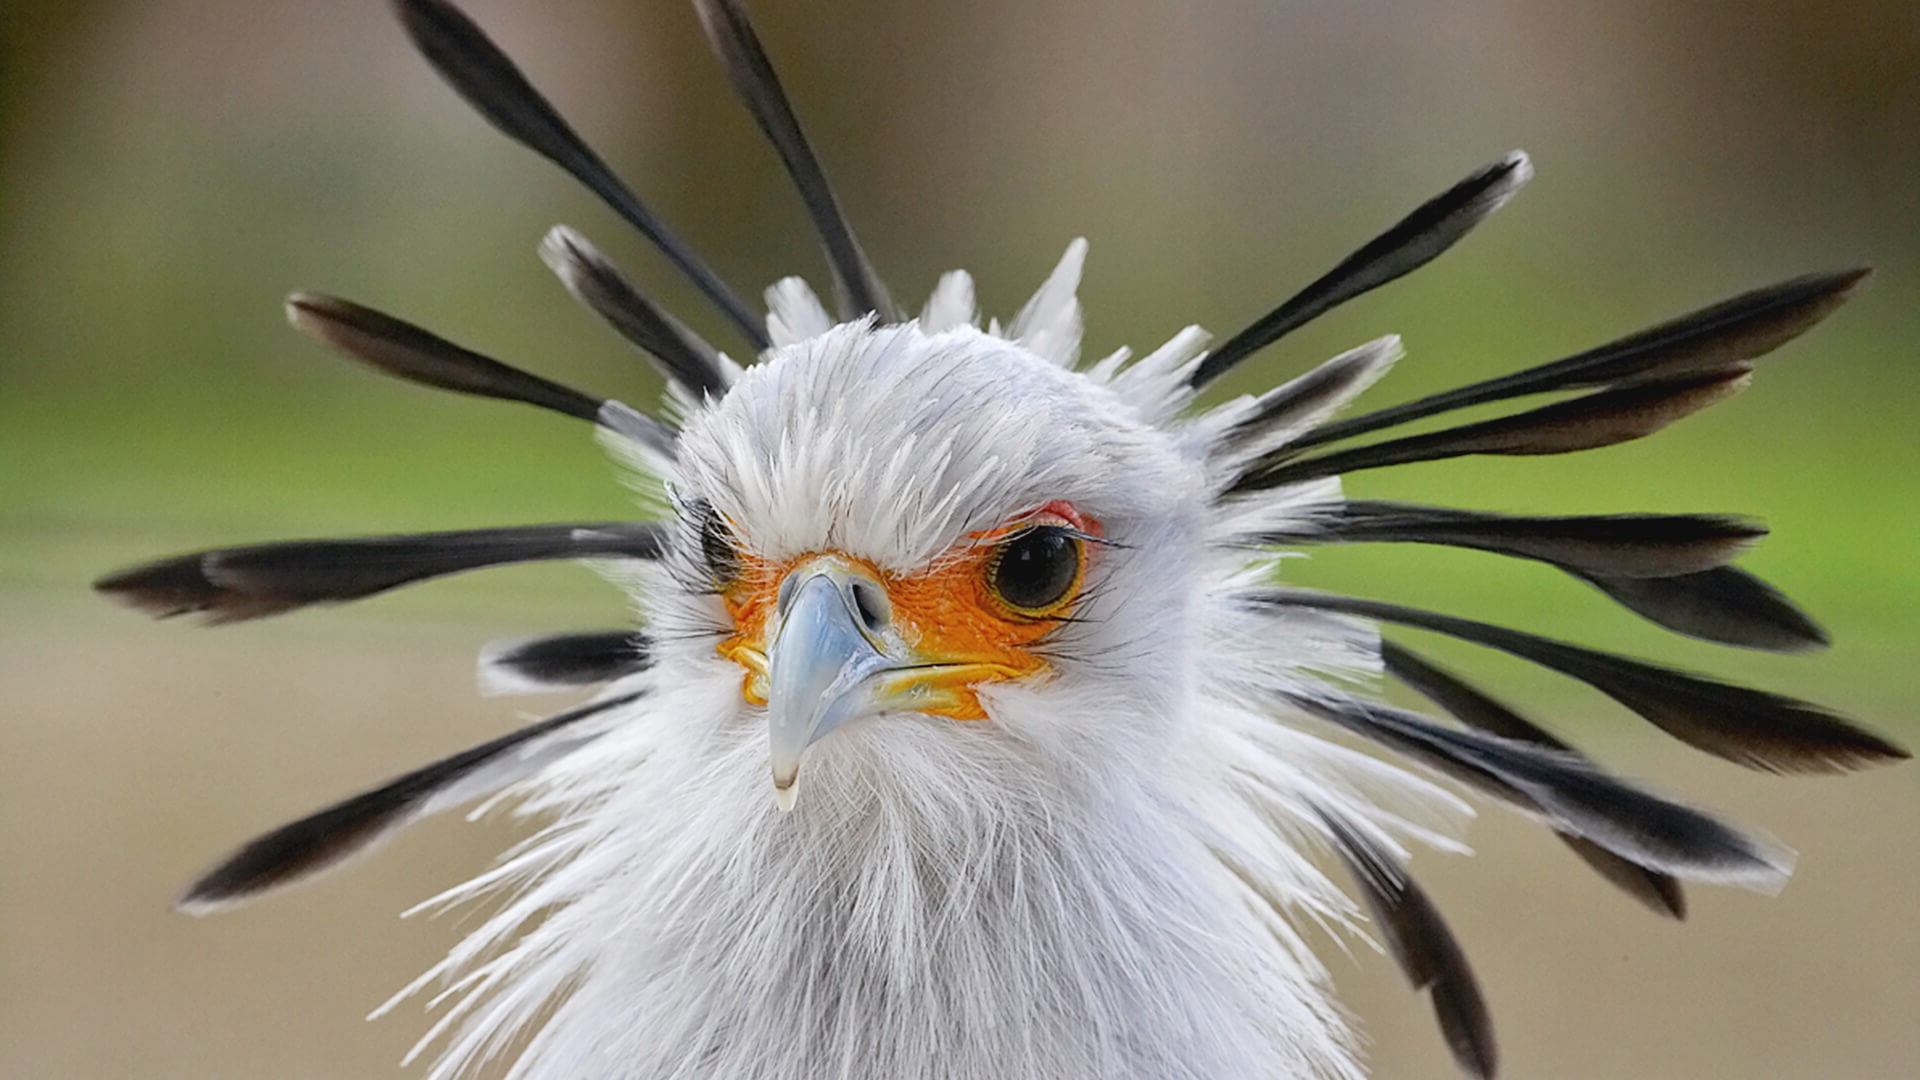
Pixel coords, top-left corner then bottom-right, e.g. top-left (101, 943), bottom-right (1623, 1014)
top-left (994, 527), bottom-right (1080, 612)
top-left (696, 503), bottom-right (739, 586)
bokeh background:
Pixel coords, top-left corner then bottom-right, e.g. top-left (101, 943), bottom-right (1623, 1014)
top-left (3, 0), bottom-right (1916, 1076)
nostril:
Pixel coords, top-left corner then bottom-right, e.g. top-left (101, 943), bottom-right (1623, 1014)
top-left (776, 573), bottom-right (798, 613)
top-left (849, 579), bottom-right (890, 634)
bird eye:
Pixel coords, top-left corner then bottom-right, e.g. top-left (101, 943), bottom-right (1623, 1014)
top-left (988, 526), bottom-right (1084, 617)
top-left (694, 502), bottom-right (740, 588)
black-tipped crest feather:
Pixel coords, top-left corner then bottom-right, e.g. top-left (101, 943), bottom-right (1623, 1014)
top-left (1270, 501), bottom-right (1764, 578)
top-left (1297, 268), bottom-right (1872, 450)
top-left (1315, 808), bottom-right (1498, 1078)
top-left (392, 0), bottom-right (767, 346)
top-left (482, 630), bottom-right (654, 692)
top-left (178, 692), bottom-right (641, 913)
top-left (1191, 151), bottom-right (1530, 388)
top-left (286, 292), bottom-right (602, 420)
top-left (1264, 503), bottom-right (1820, 651)
top-left (1213, 337), bottom-right (1401, 461)
top-left (1285, 691), bottom-right (1795, 888)
top-left (95, 523), bottom-right (666, 624)
top-left (541, 227), bottom-right (732, 399)
top-left (692, 0), bottom-right (895, 320)
top-left (284, 293), bottom-right (678, 452)
top-left (1382, 642), bottom-right (1687, 918)
top-left (1231, 367), bottom-right (1752, 493)
top-left (1579, 567), bottom-right (1829, 653)
top-left (1251, 590), bottom-right (1906, 773)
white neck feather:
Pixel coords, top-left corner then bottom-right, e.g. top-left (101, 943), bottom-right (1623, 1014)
top-left (407, 673), bottom-right (1366, 1080)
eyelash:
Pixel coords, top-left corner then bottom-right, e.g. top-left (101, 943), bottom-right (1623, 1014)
top-left (681, 499), bottom-right (741, 591)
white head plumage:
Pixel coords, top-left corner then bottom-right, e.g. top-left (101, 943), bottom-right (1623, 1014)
top-left (97, 2), bottom-right (1905, 1078)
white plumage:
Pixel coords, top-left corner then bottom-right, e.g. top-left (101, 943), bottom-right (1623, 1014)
top-left (400, 278), bottom-right (1455, 1079)
top-left (94, 2), bottom-right (1904, 1078)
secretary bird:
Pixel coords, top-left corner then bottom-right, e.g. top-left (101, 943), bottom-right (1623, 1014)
top-left (97, 1), bottom-right (1906, 1076)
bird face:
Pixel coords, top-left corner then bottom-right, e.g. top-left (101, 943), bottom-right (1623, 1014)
top-left (672, 321), bottom-right (1204, 807)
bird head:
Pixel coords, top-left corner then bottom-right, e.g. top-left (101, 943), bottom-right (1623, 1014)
top-left (665, 317), bottom-right (1204, 809)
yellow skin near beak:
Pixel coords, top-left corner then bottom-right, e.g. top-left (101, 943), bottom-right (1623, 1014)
top-left (715, 506), bottom-right (1095, 808)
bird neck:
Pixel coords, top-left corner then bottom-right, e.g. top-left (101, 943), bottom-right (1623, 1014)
top-left (466, 711), bottom-right (1357, 1080)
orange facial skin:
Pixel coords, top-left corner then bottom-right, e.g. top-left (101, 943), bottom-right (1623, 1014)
top-left (717, 501), bottom-right (1099, 720)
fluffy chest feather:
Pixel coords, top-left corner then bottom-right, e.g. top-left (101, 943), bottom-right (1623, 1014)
top-left (437, 680), bottom-right (1356, 1080)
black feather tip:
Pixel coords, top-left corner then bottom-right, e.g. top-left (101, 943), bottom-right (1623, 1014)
top-left (1192, 150), bottom-right (1531, 388)
top-left (178, 691), bottom-right (639, 914)
top-left (539, 226), bottom-right (731, 400)
top-left (95, 523), bottom-right (665, 624)
top-left (1253, 589), bottom-right (1908, 774)
top-left (691, 0), bottom-right (895, 320)
top-left (1382, 642), bottom-right (1687, 918)
top-left (480, 630), bottom-right (654, 694)
top-left (1317, 808), bottom-right (1499, 1079)
top-left (391, 0), bottom-right (767, 346)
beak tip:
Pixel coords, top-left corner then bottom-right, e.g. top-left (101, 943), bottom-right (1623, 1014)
top-left (772, 776), bottom-right (799, 813)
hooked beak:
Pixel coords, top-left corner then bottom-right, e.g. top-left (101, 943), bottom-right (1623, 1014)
top-left (762, 557), bottom-right (1015, 811)
top-left (766, 561), bottom-right (892, 810)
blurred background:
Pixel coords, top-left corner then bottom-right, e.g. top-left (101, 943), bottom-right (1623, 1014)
top-left (3, 0), bottom-right (1915, 1076)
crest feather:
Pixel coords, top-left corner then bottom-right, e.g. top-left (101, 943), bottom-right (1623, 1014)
top-left (1008, 238), bottom-right (1090, 367)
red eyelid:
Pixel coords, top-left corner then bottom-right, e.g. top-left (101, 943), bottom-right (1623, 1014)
top-left (976, 500), bottom-right (1102, 541)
